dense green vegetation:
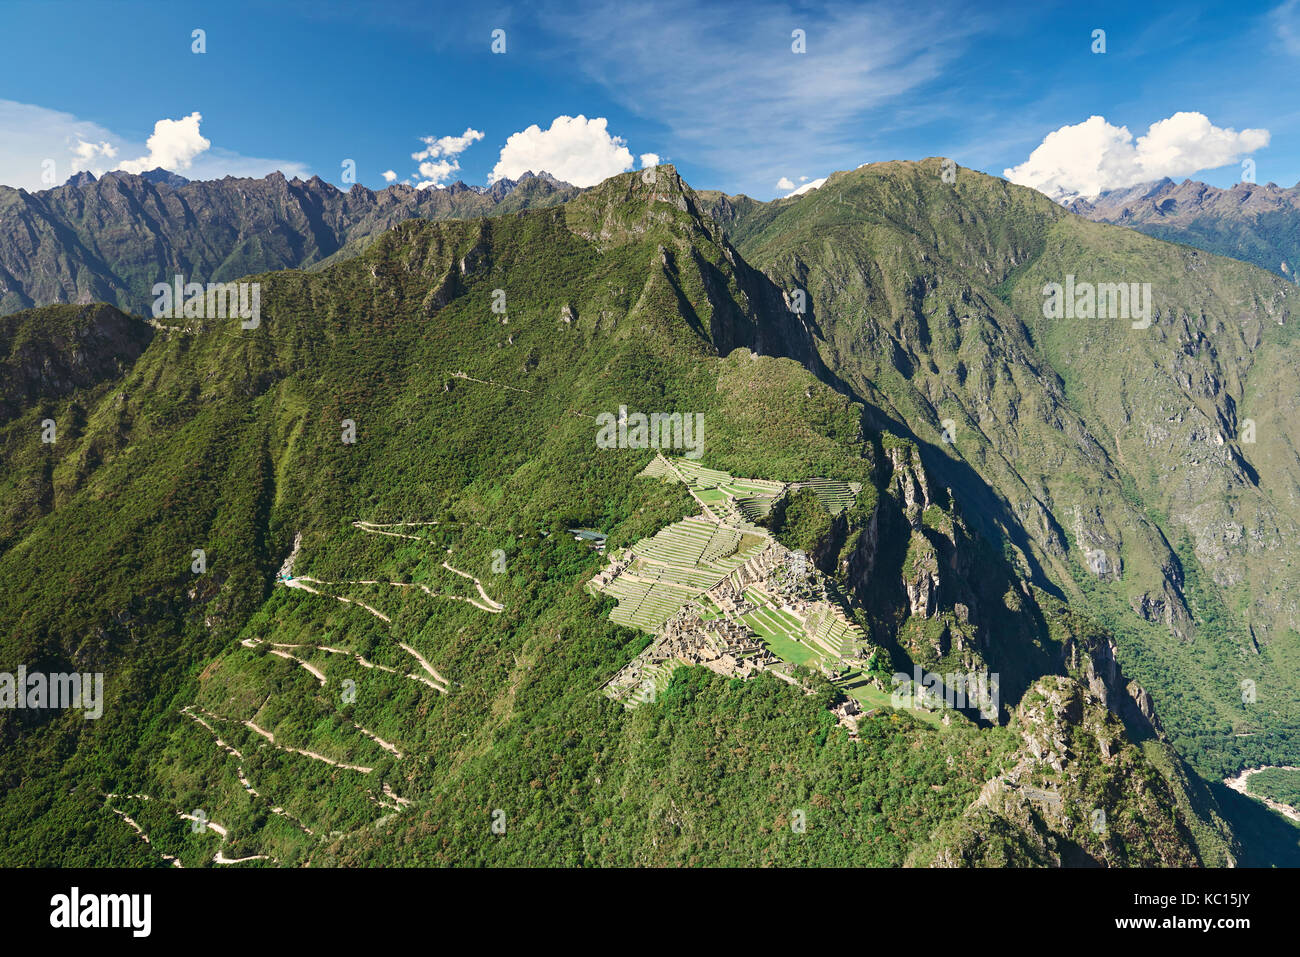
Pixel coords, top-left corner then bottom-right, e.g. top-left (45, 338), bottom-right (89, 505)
top-left (713, 160), bottom-right (1300, 860)
top-left (0, 163), bottom-right (1277, 866)
top-left (770, 487), bottom-right (832, 554)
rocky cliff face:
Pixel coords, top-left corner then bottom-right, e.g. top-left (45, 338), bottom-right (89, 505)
top-left (911, 675), bottom-right (1206, 866)
top-left (1060, 623), bottom-right (1163, 738)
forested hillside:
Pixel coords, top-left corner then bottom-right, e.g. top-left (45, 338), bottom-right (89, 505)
top-left (0, 164), bottom-right (1292, 866)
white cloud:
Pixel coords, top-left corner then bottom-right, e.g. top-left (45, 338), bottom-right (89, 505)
top-left (382, 169), bottom-right (398, 183)
top-left (414, 159), bottom-right (456, 188)
top-left (783, 177), bottom-right (826, 198)
top-left (409, 127), bottom-right (484, 188)
top-left (546, 1), bottom-right (974, 195)
top-left (639, 152), bottom-right (661, 168)
top-left (0, 100), bottom-right (309, 189)
top-left (489, 115), bottom-right (634, 187)
top-left (73, 140), bottom-right (117, 164)
top-left (414, 128), bottom-right (485, 159)
top-left (0, 100), bottom-right (119, 187)
top-left (1273, 0), bottom-right (1300, 55)
top-left (775, 176), bottom-right (795, 191)
top-left (1004, 112), bottom-right (1271, 201)
top-left (118, 112), bottom-right (211, 173)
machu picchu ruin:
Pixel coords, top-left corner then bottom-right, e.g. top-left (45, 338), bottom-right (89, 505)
top-left (591, 454), bottom-right (875, 710)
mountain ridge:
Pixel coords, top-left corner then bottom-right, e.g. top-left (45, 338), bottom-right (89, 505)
top-left (0, 161), bottom-right (1295, 865)
top-left (1067, 176), bottom-right (1300, 282)
top-left (0, 168), bottom-right (580, 317)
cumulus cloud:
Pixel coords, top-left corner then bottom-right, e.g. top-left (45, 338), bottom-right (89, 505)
top-left (118, 112), bottom-right (212, 173)
top-left (775, 176), bottom-right (795, 191)
top-left (416, 128), bottom-right (485, 158)
top-left (410, 127), bottom-right (484, 188)
top-left (73, 140), bottom-right (117, 165)
top-left (382, 169), bottom-right (397, 183)
top-left (639, 152), bottom-right (661, 168)
top-left (489, 115), bottom-right (634, 187)
top-left (414, 160), bottom-right (456, 187)
top-left (0, 100), bottom-right (308, 189)
top-left (1004, 112), bottom-right (1270, 201)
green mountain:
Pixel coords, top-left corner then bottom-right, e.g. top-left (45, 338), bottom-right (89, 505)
top-left (0, 163), bottom-right (1292, 867)
top-left (707, 158), bottom-right (1300, 822)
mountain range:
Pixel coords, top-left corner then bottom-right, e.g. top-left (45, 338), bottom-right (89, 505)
top-left (1, 160), bottom-right (1298, 866)
top-left (0, 168), bottom-right (578, 317)
top-left (1068, 177), bottom-right (1300, 282)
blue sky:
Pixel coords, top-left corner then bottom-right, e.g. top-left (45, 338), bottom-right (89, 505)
top-left (1, 0), bottom-right (1297, 199)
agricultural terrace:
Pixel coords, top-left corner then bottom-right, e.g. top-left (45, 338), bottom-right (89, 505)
top-left (591, 515), bottom-right (766, 632)
top-left (640, 453), bottom-right (862, 525)
top-left (789, 479), bottom-right (864, 517)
